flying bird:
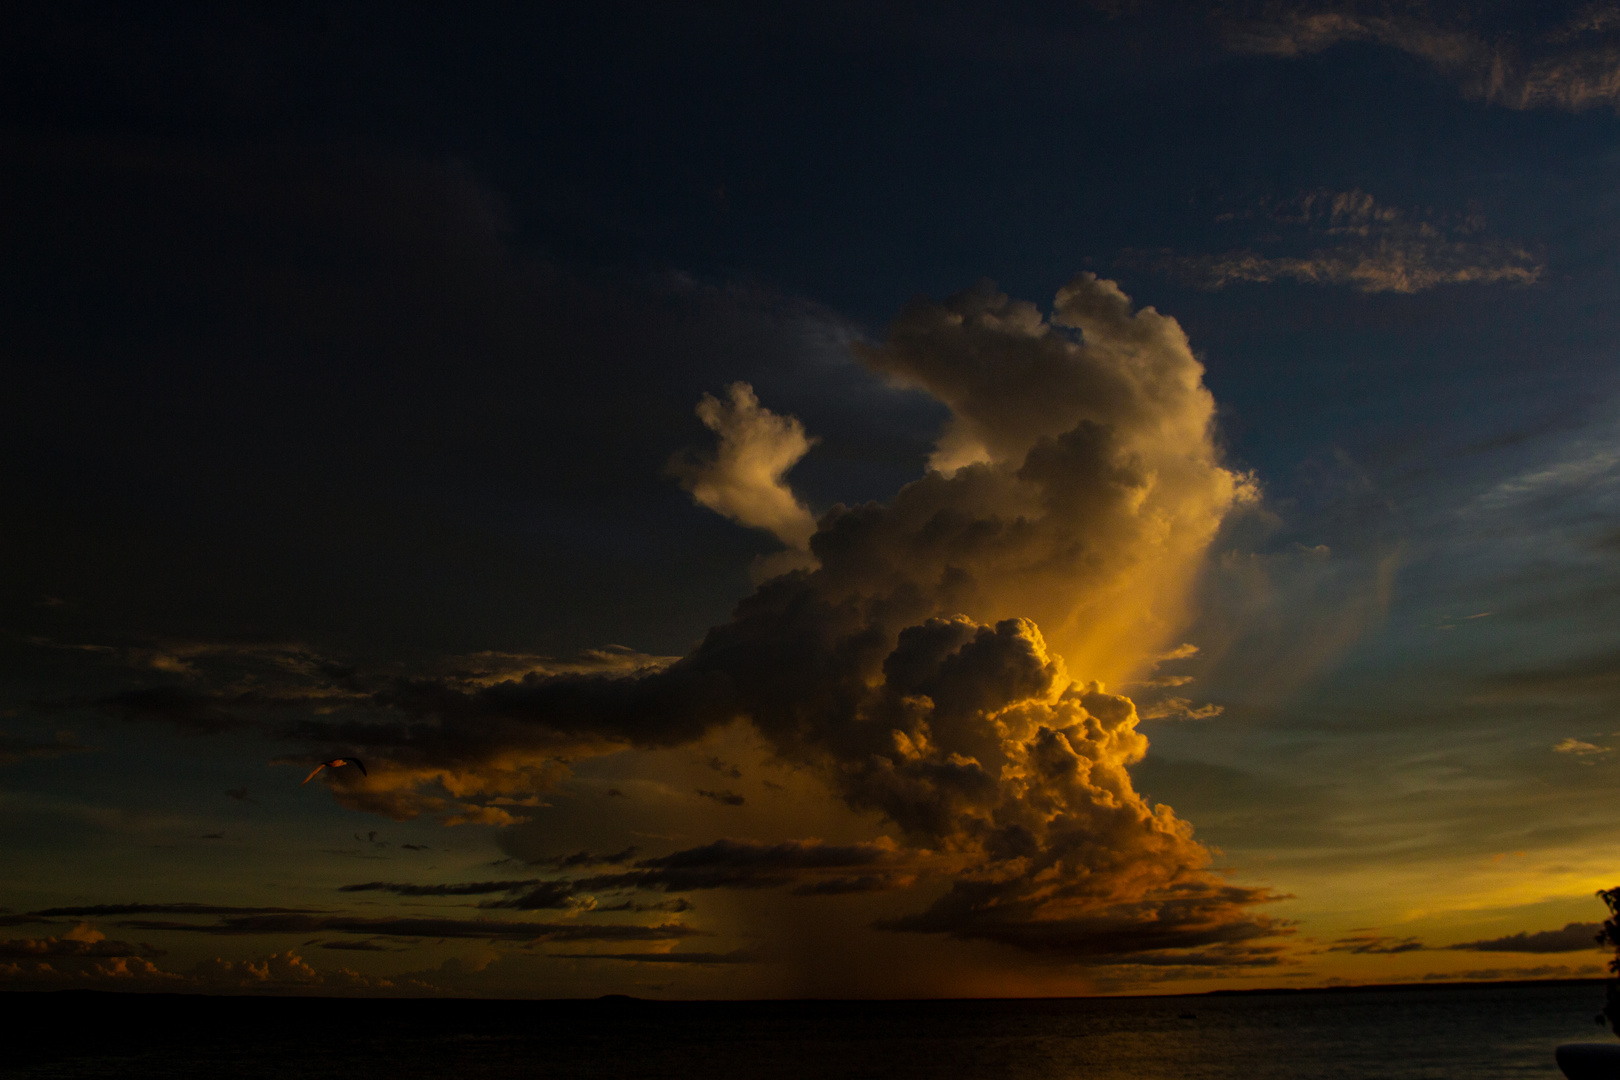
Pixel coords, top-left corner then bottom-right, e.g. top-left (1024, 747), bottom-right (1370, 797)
top-left (302, 758), bottom-right (367, 785)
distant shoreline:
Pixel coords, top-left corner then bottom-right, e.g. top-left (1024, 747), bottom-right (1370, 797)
top-left (0, 977), bottom-right (1606, 1004)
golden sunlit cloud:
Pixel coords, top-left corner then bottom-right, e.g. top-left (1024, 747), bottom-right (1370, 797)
top-left (90, 274), bottom-right (1284, 970)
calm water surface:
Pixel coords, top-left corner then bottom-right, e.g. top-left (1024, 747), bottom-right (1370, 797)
top-left (4, 982), bottom-right (1611, 1080)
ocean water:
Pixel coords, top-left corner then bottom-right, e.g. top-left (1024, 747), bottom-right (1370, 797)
top-left (4, 981), bottom-right (1613, 1080)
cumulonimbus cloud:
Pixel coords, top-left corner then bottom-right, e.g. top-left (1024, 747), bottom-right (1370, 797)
top-left (86, 274), bottom-right (1281, 965)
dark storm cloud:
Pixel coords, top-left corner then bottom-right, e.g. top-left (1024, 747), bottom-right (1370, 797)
top-left (548, 950), bottom-right (759, 964)
top-left (341, 842), bottom-right (835, 912)
top-left (1102, 943), bottom-right (1290, 969)
top-left (876, 883), bottom-right (1282, 958)
top-left (609, 839), bottom-right (898, 892)
top-left (26, 270), bottom-right (1282, 964)
top-left (527, 848), bottom-right (639, 870)
top-left (476, 882), bottom-right (580, 911)
top-left (114, 913), bottom-right (696, 942)
top-left (593, 898), bottom-right (694, 914)
top-left (297, 662), bottom-right (745, 822)
top-left (483, 839), bottom-right (903, 906)
top-left (790, 875), bottom-right (911, 896)
top-left (1320, 934), bottom-right (1424, 955)
top-left (705, 756), bottom-right (743, 778)
top-left (1447, 922), bottom-right (1603, 953)
top-left (338, 879), bottom-right (541, 897)
top-left (695, 789), bottom-right (746, 806)
top-left (318, 940), bottom-right (395, 952)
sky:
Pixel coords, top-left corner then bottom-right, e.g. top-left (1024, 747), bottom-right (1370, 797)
top-left (6, 1), bottom-right (1620, 998)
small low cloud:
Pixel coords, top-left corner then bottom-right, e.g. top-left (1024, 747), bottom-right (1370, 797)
top-left (1447, 922), bottom-right (1603, 953)
top-left (705, 756), bottom-right (743, 779)
top-left (695, 788), bottom-right (746, 806)
top-left (667, 381), bottom-right (820, 554)
top-left (1138, 697), bottom-right (1225, 721)
top-left (1554, 738), bottom-right (1610, 755)
top-left (441, 805), bottom-right (530, 827)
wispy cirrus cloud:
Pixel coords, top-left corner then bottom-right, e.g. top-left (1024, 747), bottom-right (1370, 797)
top-left (1221, 2), bottom-right (1620, 113)
top-left (1132, 189), bottom-right (1541, 294)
